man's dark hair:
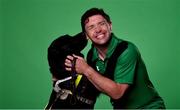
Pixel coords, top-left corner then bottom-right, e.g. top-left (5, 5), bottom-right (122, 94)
top-left (81, 8), bottom-right (111, 32)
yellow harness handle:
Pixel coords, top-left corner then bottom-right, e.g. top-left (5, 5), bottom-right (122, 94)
top-left (68, 74), bottom-right (82, 95)
top-left (75, 74), bottom-right (82, 87)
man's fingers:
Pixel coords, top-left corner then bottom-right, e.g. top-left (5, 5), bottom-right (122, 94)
top-left (64, 62), bottom-right (72, 67)
top-left (65, 54), bottom-right (82, 72)
top-left (67, 55), bottom-right (74, 60)
top-left (72, 54), bottom-right (78, 57)
top-left (73, 54), bottom-right (82, 59)
top-left (65, 58), bottom-right (71, 64)
top-left (65, 55), bottom-right (74, 68)
top-left (65, 67), bottom-right (71, 71)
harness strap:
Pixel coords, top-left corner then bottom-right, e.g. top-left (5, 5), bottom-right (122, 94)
top-left (104, 41), bottom-right (128, 79)
top-left (86, 40), bottom-right (128, 98)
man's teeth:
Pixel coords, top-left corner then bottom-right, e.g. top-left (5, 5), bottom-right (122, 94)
top-left (97, 34), bottom-right (104, 38)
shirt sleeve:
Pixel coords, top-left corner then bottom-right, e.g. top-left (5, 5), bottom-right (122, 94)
top-left (114, 42), bottom-right (139, 84)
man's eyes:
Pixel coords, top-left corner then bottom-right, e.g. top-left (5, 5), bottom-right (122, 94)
top-left (87, 25), bottom-right (95, 30)
top-left (87, 21), bottom-right (106, 30)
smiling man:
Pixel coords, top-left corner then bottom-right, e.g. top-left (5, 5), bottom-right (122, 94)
top-left (65, 8), bottom-right (166, 109)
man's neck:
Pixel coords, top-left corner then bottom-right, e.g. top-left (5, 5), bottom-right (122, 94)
top-left (95, 45), bottom-right (108, 61)
top-left (94, 33), bottom-right (113, 61)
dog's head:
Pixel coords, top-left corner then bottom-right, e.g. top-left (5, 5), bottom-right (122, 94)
top-left (47, 32), bottom-right (87, 79)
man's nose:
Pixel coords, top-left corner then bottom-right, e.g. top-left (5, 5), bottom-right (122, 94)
top-left (94, 25), bottom-right (101, 33)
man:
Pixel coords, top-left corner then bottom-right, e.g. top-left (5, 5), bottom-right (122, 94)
top-left (65, 8), bottom-right (165, 109)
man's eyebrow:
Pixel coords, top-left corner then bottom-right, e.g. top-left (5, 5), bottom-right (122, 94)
top-left (86, 24), bottom-right (94, 30)
top-left (99, 20), bottom-right (106, 24)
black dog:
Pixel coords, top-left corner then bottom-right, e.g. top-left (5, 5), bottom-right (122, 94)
top-left (45, 32), bottom-right (98, 109)
top-left (47, 32), bottom-right (87, 80)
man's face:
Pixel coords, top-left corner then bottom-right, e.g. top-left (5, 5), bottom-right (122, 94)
top-left (84, 15), bottom-right (112, 46)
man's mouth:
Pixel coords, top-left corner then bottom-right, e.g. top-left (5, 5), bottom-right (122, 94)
top-left (96, 33), bottom-right (104, 39)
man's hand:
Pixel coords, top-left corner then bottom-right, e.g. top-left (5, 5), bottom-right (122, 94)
top-left (65, 55), bottom-right (129, 100)
top-left (64, 54), bottom-right (90, 74)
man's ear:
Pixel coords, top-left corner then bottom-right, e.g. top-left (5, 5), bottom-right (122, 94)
top-left (109, 22), bottom-right (112, 32)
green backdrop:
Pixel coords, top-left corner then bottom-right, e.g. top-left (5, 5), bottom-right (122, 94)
top-left (0, 0), bottom-right (180, 109)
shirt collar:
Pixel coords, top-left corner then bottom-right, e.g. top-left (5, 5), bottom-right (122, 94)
top-left (91, 33), bottom-right (120, 62)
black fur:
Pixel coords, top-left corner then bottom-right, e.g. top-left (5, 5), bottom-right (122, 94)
top-left (48, 32), bottom-right (87, 79)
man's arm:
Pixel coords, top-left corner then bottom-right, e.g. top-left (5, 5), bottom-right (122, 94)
top-left (65, 55), bottom-right (129, 99)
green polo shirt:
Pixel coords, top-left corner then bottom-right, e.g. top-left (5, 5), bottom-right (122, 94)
top-left (92, 34), bottom-right (165, 109)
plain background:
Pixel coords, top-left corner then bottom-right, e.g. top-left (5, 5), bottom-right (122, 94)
top-left (0, 0), bottom-right (180, 109)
